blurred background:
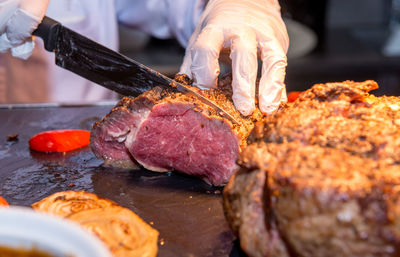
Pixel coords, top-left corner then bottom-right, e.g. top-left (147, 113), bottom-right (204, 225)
top-left (119, 0), bottom-right (400, 96)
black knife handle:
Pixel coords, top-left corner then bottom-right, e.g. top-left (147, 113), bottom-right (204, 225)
top-left (33, 16), bottom-right (61, 52)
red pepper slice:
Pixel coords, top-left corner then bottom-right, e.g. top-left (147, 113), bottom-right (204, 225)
top-left (29, 130), bottom-right (91, 153)
top-left (0, 196), bottom-right (8, 207)
top-left (288, 91), bottom-right (302, 103)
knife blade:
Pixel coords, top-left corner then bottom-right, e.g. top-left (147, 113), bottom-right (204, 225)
top-left (33, 16), bottom-right (239, 125)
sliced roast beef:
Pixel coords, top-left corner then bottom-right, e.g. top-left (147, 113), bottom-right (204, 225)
top-left (91, 75), bottom-right (261, 186)
top-left (224, 80), bottom-right (400, 257)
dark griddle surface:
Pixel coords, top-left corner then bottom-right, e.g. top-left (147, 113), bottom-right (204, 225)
top-left (0, 104), bottom-right (243, 257)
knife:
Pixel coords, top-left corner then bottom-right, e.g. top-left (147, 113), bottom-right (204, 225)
top-left (32, 16), bottom-right (239, 125)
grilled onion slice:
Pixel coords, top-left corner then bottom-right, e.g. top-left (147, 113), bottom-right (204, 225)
top-left (32, 191), bottom-right (159, 257)
top-left (32, 191), bottom-right (116, 217)
top-left (68, 206), bottom-right (158, 257)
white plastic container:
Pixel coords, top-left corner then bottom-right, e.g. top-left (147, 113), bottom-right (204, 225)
top-left (0, 207), bottom-right (111, 257)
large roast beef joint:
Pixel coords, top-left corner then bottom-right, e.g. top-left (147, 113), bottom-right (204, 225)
top-left (224, 80), bottom-right (400, 257)
top-left (91, 74), bottom-right (263, 186)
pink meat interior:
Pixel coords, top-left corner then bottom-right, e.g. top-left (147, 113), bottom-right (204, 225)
top-left (127, 102), bottom-right (240, 185)
top-left (91, 108), bottom-right (139, 168)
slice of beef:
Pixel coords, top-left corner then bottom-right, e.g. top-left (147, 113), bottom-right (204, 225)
top-left (224, 80), bottom-right (400, 257)
top-left (91, 75), bottom-right (262, 186)
top-left (91, 89), bottom-right (158, 169)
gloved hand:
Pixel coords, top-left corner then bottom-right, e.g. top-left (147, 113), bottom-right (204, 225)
top-left (180, 0), bottom-right (289, 116)
top-left (0, 0), bottom-right (49, 59)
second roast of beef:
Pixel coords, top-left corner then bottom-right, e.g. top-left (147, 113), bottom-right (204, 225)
top-left (224, 80), bottom-right (400, 257)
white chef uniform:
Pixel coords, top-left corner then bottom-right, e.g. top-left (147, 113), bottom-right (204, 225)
top-left (0, 0), bottom-right (204, 104)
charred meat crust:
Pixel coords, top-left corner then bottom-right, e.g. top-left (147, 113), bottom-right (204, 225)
top-left (225, 80), bottom-right (400, 257)
top-left (223, 166), bottom-right (290, 257)
top-left (252, 80), bottom-right (400, 164)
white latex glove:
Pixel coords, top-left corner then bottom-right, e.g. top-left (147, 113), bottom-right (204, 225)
top-left (0, 0), bottom-right (49, 59)
top-left (180, 0), bottom-right (289, 116)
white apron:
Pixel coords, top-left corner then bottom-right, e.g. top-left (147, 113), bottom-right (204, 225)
top-left (0, 0), bottom-right (119, 104)
top-left (0, 0), bottom-right (204, 104)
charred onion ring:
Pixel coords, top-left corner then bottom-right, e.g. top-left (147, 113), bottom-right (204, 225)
top-left (68, 206), bottom-right (159, 257)
top-left (32, 191), bottom-right (116, 217)
top-left (32, 191), bottom-right (158, 257)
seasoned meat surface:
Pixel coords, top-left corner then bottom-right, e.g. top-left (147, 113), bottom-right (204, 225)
top-left (224, 80), bottom-right (400, 257)
top-left (256, 80), bottom-right (400, 163)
